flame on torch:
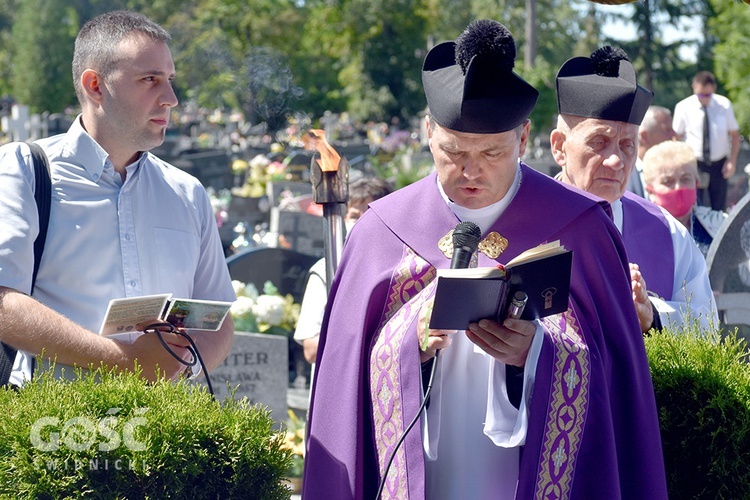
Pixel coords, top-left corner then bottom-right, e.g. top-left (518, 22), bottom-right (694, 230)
top-left (302, 129), bottom-right (341, 172)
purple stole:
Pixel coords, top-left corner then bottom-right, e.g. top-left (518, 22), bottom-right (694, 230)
top-left (621, 191), bottom-right (675, 300)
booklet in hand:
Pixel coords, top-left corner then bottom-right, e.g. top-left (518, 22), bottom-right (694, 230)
top-left (99, 294), bottom-right (233, 339)
top-left (429, 240), bottom-right (572, 330)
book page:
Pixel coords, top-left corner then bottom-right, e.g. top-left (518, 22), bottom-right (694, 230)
top-left (99, 294), bottom-right (172, 337)
top-left (165, 299), bottom-right (232, 331)
top-left (437, 265), bottom-right (506, 279)
top-left (506, 240), bottom-right (566, 267)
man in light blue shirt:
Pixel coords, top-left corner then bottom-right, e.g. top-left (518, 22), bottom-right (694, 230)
top-left (0, 10), bottom-right (235, 386)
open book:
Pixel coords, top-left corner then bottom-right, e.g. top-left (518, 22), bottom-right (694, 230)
top-left (429, 240), bottom-right (572, 329)
top-left (99, 294), bottom-right (232, 342)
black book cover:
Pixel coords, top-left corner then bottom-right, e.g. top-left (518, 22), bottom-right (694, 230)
top-left (429, 248), bottom-right (572, 330)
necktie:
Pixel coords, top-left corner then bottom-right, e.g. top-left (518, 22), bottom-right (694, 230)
top-left (702, 105), bottom-right (711, 162)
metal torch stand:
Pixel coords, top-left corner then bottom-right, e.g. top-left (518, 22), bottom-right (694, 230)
top-left (311, 157), bottom-right (349, 292)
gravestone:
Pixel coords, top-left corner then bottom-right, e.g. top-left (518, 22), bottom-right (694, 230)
top-left (706, 192), bottom-right (750, 337)
top-left (1, 104), bottom-right (30, 142)
top-left (45, 113), bottom-right (74, 137)
top-left (266, 180), bottom-right (313, 208)
top-left (175, 148), bottom-right (233, 189)
top-left (219, 195), bottom-right (271, 250)
top-left (203, 332), bottom-right (288, 423)
top-left (226, 246), bottom-right (319, 304)
top-left (225, 247), bottom-right (319, 391)
top-left (271, 208), bottom-right (326, 259)
top-left (283, 150), bottom-right (315, 181)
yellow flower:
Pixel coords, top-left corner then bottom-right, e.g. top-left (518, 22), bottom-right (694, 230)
top-left (231, 159), bottom-right (249, 174)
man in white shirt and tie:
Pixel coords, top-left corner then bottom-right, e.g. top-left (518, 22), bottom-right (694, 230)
top-left (672, 71), bottom-right (740, 211)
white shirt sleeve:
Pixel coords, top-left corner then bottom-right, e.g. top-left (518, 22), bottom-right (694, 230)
top-left (651, 209), bottom-right (718, 330)
top-left (483, 322), bottom-right (543, 447)
top-left (672, 100), bottom-right (687, 137)
top-left (293, 259), bottom-right (327, 344)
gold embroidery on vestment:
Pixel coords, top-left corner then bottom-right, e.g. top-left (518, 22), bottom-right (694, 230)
top-left (438, 230), bottom-right (508, 259)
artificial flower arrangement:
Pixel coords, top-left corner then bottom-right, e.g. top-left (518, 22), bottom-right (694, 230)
top-left (206, 187), bottom-right (231, 228)
top-left (231, 279), bottom-right (300, 336)
top-left (281, 409), bottom-right (306, 479)
top-left (231, 154), bottom-right (290, 198)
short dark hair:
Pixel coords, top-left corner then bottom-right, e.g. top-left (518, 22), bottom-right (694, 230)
top-left (349, 177), bottom-right (393, 204)
top-left (72, 10), bottom-right (170, 104)
top-left (693, 71), bottom-right (716, 87)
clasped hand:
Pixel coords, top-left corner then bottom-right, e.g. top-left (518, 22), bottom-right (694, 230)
top-left (126, 323), bottom-right (195, 381)
top-left (418, 299), bottom-right (535, 367)
top-left (630, 263), bottom-right (653, 334)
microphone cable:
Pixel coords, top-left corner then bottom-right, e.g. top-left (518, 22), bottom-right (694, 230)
top-left (143, 322), bottom-right (214, 396)
top-left (376, 221), bottom-right (480, 498)
top-left (375, 349), bottom-right (440, 500)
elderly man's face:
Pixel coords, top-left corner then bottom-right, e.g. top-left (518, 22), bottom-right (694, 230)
top-left (428, 120), bottom-right (528, 209)
top-left (552, 117), bottom-right (639, 203)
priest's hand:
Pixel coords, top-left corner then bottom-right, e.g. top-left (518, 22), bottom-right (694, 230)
top-left (630, 263), bottom-right (653, 334)
top-left (418, 299), bottom-right (456, 363)
top-left (466, 317), bottom-right (535, 367)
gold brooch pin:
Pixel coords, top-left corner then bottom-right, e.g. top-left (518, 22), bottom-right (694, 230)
top-left (438, 230), bottom-right (508, 259)
top-left (478, 232), bottom-right (508, 259)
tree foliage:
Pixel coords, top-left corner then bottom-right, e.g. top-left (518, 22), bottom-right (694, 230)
top-left (708, 0), bottom-right (750, 137)
top-left (0, 0), bottom-right (20, 98)
top-left (11, 0), bottom-right (78, 114)
top-left (0, 0), bottom-right (747, 136)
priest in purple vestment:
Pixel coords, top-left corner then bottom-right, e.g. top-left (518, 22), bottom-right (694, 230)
top-left (303, 21), bottom-right (668, 500)
top-left (551, 46), bottom-right (717, 334)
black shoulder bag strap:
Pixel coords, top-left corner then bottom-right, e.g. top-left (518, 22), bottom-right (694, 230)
top-left (0, 142), bottom-right (51, 385)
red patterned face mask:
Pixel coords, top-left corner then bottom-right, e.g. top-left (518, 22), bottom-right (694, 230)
top-left (648, 187), bottom-right (697, 218)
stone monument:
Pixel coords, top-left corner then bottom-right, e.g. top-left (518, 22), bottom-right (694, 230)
top-left (706, 192), bottom-right (750, 339)
top-left (202, 332), bottom-right (289, 423)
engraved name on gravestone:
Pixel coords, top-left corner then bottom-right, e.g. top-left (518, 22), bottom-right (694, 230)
top-left (204, 332), bottom-right (288, 422)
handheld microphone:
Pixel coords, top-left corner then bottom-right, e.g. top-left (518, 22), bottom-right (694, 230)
top-left (450, 221), bottom-right (481, 269)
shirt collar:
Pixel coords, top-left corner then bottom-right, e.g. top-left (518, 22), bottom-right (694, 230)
top-left (64, 115), bottom-right (146, 182)
top-left (611, 197), bottom-right (624, 233)
top-left (692, 93), bottom-right (714, 110)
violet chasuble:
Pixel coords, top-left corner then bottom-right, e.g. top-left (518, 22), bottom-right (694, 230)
top-left (304, 167), bottom-right (668, 499)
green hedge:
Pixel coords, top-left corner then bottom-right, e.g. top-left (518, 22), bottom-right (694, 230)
top-left (646, 326), bottom-right (750, 499)
top-left (0, 366), bottom-right (292, 499)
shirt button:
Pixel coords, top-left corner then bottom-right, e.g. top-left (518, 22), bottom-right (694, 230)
top-left (125, 234), bottom-right (131, 241)
top-left (92, 174), bottom-right (99, 181)
top-left (130, 281), bottom-right (136, 287)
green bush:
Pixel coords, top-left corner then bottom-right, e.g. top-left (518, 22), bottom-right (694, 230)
top-left (0, 365), bottom-right (293, 499)
top-left (646, 326), bottom-right (750, 499)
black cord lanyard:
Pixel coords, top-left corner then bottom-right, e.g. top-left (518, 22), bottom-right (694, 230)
top-left (142, 322), bottom-right (214, 396)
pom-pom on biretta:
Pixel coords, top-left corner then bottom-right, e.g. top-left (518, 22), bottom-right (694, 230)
top-left (422, 19), bottom-right (538, 134)
top-left (555, 45), bottom-right (653, 125)
top-left (455, 19), bottom-right (515, 75)
top-left (590, 46), bottom-right (629, 77)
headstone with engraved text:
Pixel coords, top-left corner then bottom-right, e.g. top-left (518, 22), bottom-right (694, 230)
top-left (202, 332), bottom-right (288, 422)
